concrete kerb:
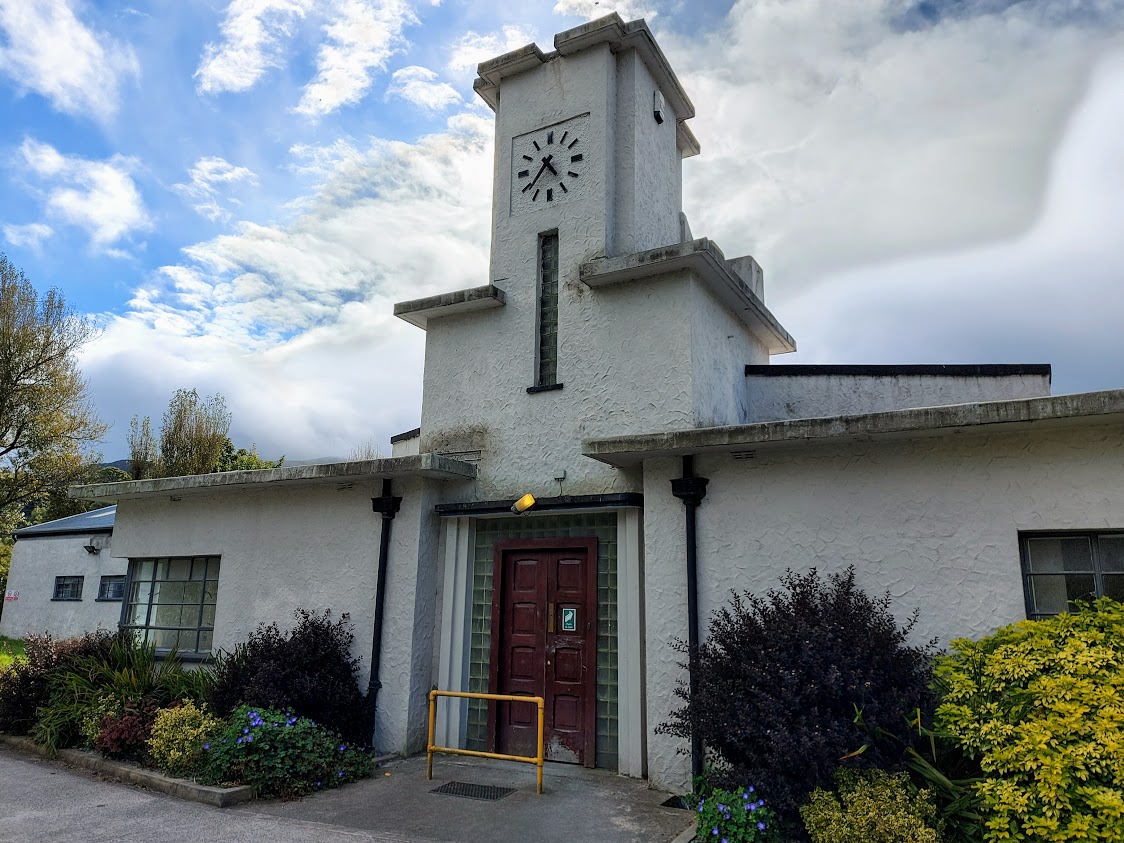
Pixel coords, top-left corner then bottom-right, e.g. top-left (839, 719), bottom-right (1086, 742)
top-left (0, 734), bottom-right (254, 807)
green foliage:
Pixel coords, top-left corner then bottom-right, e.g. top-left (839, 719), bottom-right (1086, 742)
top-left (31, 634), bottom-right (213, 752)
top-left (93, 698), bottom-right (159, 761)
top-left (0, 253), bottom-right (106, 518)
top-left (127, 415), bottom-right (158, 480)
top-left (29, 467), bottom-right (129, 524)
top-left (0, 540), bottom-right (10, 621)
top-left (800, 769), bottom-right (942, 843)
top-left (77, 694), bottom-right (121, 748)
top-left (694, 784), bottom-right (778, 843)
top-left (147, 701), bottom-right (224, 778)
top-left (200, 705), bottom-right (375, 798)
top-left (934, 598), bottom-right (1124, 842)
top-left (214, 440), bottom-right (284, 472)
top-left (0, 636), bottom-right (24, 671)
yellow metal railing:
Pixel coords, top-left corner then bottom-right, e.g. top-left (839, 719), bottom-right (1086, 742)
top-left (426, 690), bottom-right (545, 795)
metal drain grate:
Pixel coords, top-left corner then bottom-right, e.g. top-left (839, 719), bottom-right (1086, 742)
top-left (430, 781), bottom-right (517, 801)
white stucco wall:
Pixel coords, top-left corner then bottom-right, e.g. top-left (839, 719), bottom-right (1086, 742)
top-left (746, 370), bottom-right (1052, 422)
top-left (1, 533), bottom-right (124, 640)
top-left (108, 477), bottom-right (451, 756)
top-left (640, 421), bottom-right (1124, 792)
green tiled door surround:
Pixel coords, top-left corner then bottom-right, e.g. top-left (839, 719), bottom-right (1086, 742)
top-left (435, 508), bottom-right (645, 776)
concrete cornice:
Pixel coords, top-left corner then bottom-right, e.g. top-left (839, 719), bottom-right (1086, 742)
top-left (579, 238), bottom-right (796, 354)
top-left (394, 284), bottom-right (506, 329)
top-left (69, 454), bottom-right (477, 502)
top-left (582, 389), bottom-right (1124, 466)
top-left (473, 14), bottom-right (699, 157)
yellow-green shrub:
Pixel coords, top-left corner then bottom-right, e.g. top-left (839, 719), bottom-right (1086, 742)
top-left (146, 701), bottom-right (223, 779)
top-left (78, 694), bottom-right (121, 748)
top-left (801, 769), bottom-right (942, 843)
top-left (934, 598), bottom-right (1124, 842)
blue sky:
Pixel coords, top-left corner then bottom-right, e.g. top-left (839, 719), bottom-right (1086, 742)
top-left (1, 0), bottom-right (1122, 462)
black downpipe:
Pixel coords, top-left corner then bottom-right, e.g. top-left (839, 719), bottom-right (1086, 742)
top-left (369, 479), bottom-right (402, 741)
top-left (670, 456), bottom-right (708, 789)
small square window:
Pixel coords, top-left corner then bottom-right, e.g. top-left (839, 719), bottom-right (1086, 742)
top-left (53, 576), bottom-right (84, 601)
top-left (97, 575), bottom-right (126, 601)
top-left (1020, 532), bottom-right (1124, 618)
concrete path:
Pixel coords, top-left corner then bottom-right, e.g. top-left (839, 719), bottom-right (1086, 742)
top-left (0, 747), bottom-right (695, 843)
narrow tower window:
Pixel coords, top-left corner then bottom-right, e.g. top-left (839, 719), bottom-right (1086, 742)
top-left (536, 232), bottom-right (559, 386)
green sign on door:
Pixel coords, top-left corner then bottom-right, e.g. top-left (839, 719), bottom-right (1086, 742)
top-left (561, 607), bottom-right (577, 632)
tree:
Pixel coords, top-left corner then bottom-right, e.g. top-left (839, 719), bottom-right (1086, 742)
top-left (129, 390), bottom-right (282, 478)
top-left (0, 253), bottom-right (106, 517)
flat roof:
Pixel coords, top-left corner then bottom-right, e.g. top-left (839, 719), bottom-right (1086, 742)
top-left (70, 454), bottom-right (476, 502)
top-left (582, 389), bottom-right (1124, 467)
top-left (14, 505), bottom-right (116, 538)
top-left (745, 364), bottom-right (1052, 377)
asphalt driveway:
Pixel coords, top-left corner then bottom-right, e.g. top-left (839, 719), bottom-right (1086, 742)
top-left (0, 747), bottom-right (694, 843)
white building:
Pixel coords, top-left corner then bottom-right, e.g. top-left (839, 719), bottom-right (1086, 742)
top-left (1, 506), bottom-right (122, 640)
top-left (63, 15), bottom-right (1124, 793)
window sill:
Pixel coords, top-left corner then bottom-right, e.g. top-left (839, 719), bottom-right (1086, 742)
top-left (154, 649), bottom-right (213, 664)
top-left (51, 597), bottom-right (83, 602)
top-left (527, 383), bottom-right (563, 394)
top-left (95, 597), bottom-right (124, 602)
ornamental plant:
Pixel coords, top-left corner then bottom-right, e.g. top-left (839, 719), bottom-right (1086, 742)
top-left (934, 598), bottom-right (1124, 842)
top-left (695, 785), bottom-right (777, 843)
top-left (207, 609), bottom-right (372, 744)
top-left (661, 567), bottom-right (935, 816)
top-left (800, 769), bottom-right (942, 843)
top-left (148, 701), bottom-right (224, 779)
top-left (200, 705), bottom-right (375, 799)
top-left (94, 697), bottom-right (160, 761)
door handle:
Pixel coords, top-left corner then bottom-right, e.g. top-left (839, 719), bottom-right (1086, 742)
top-left (547, 602), bottom-right (555, 633)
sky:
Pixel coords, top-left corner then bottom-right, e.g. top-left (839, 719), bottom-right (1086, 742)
top-left (1, 0), bottom-right (1122, 463)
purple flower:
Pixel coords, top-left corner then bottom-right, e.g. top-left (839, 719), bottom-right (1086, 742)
top-left (748, 786), bottom-right (755, 793)
top-left (338, 770), bottom-right (344, 777)
top-left (236, 737), bottom-right (243, 744)
top-left (711, 830), bottom-right (718, 836)
top-left (246, 735), bottom-right (253, 743)
top-left (243, 727), bottom-right (250, 734)
top-left (203, 743), bottom-right (210, 750)
top-left (339, 744), bottom-right (347, 752)
top-left (757, 822), bottom-right (766, 831)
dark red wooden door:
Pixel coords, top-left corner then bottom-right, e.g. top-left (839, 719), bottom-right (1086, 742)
top-left (490, 539), bottom-right (597, 767)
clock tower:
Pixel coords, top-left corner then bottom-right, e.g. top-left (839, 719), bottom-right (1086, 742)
top-left (395, 14), bottom-right (794, 498)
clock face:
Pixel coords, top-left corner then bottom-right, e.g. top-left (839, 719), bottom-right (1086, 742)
top-left (510, 114), bottom-right (591, 215)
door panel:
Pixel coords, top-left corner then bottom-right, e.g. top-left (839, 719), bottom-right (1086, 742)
top-left (489, 539), bottom-right (597, 767)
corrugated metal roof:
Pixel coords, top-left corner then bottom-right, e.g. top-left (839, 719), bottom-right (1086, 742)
top-left (14, 505), bottom-right (116, 538)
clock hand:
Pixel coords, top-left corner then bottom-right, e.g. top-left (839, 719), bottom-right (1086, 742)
top-left (542, 154), bottom-right (557, 175)
top-left (523, 159), bottom-right (550, 192)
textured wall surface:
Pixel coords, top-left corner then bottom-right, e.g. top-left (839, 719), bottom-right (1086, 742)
top-left (108, 481), bottom-right (447, 756)
top-left (641, 422), bottom-right (1124, 791)
top-left (1, 534), bottom-right (124, 640)
top-left (746, 372), bottom-right (1052, 422)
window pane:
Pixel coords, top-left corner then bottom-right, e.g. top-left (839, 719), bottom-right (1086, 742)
top-left (198, 631), bottom-right (213, 652)
top-left (1026, 537), bottom-right (1093, 573)
top-left (167, 558), bottom-right (191, 580)
top-left (201, 603), bottom-right (216, 627)
top-left (1098, 536), bottom-right (1124, 573)
top-left (204, 581), bottom-right (218, 602)
top-left (127, 602), bottom-right (148, 625)
top-left (183, 581), bottom-right (203, 605)
top-left (1103, 574), bottom-right (1124, 602)
top-left (1028, 574), bottom-right (1095, 615)
top-left (98, 575), bottom-right (125, 600)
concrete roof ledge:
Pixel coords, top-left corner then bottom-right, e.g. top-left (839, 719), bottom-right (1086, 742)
top-left (582, 389), bottom-right (1124, 466)
top-left (394, 285), bottom-right (506, 330)
top-left (70, 454), bottom-right (477, 502)
top-left (580, 238), bottom-right (796, 354)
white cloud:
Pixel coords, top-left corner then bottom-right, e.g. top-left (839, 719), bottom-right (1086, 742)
top-left (19, 139), bottom-right (151, 250)
top-left (385, 65), bottom-right (461, 111)
top-left (172, 156), bottom-right (259, 222)
top-left (0, 0), bottom-right (138, 119)
top-left (2, 222), bottom-right (53, 248)
top-left (447, 25), bottom-right (537, 74)
top-left (552, 0), bottom-right (657, 22)
top-left (295, 0), bottom-right (418, 118)
top-left (84, 113), bottom-right (493, 457)
top-left (195, 0), bottom-right (316, 95)
top-left (666, 0), bottom-right (1124, 300)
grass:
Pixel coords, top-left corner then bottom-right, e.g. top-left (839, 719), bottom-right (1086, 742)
top-left (0, 636), bottom-right (25, 670)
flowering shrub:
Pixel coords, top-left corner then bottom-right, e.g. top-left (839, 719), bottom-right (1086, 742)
top-left (207, 610), bottom-right (372, 744)
top-left (934, 598), bottom-right (1124, 842)
top-left (695, 785), bottom-right (777, 842)
top-left (94, 698), bottom-right (159, 761)
top-left (147, 701), bottom-right (224, 779)
top-left (661, 568), bottom-right (934, 816)
top-left (200, 705), bottom-right (374, 798)
top-left (78, 694), bottom-right (122, 748)
top-left (800, 769), bottom-right (942, 843)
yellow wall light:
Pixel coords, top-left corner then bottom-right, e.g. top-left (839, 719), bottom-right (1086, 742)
top-left (511, 493), bottom-right (537, 514)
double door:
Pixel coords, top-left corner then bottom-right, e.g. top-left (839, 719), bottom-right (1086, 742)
top-left (488, 538), bottom-right (597, 767)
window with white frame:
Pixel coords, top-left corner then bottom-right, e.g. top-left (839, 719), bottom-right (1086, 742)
top-left (97, 575), bottom-right (126, 601)
top-left (1020, 532), bottom-right (1124, 619)
top-left (52, 576), bottom-right (83, 600)
top-left (122, 557), bottom-right (219, 654)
